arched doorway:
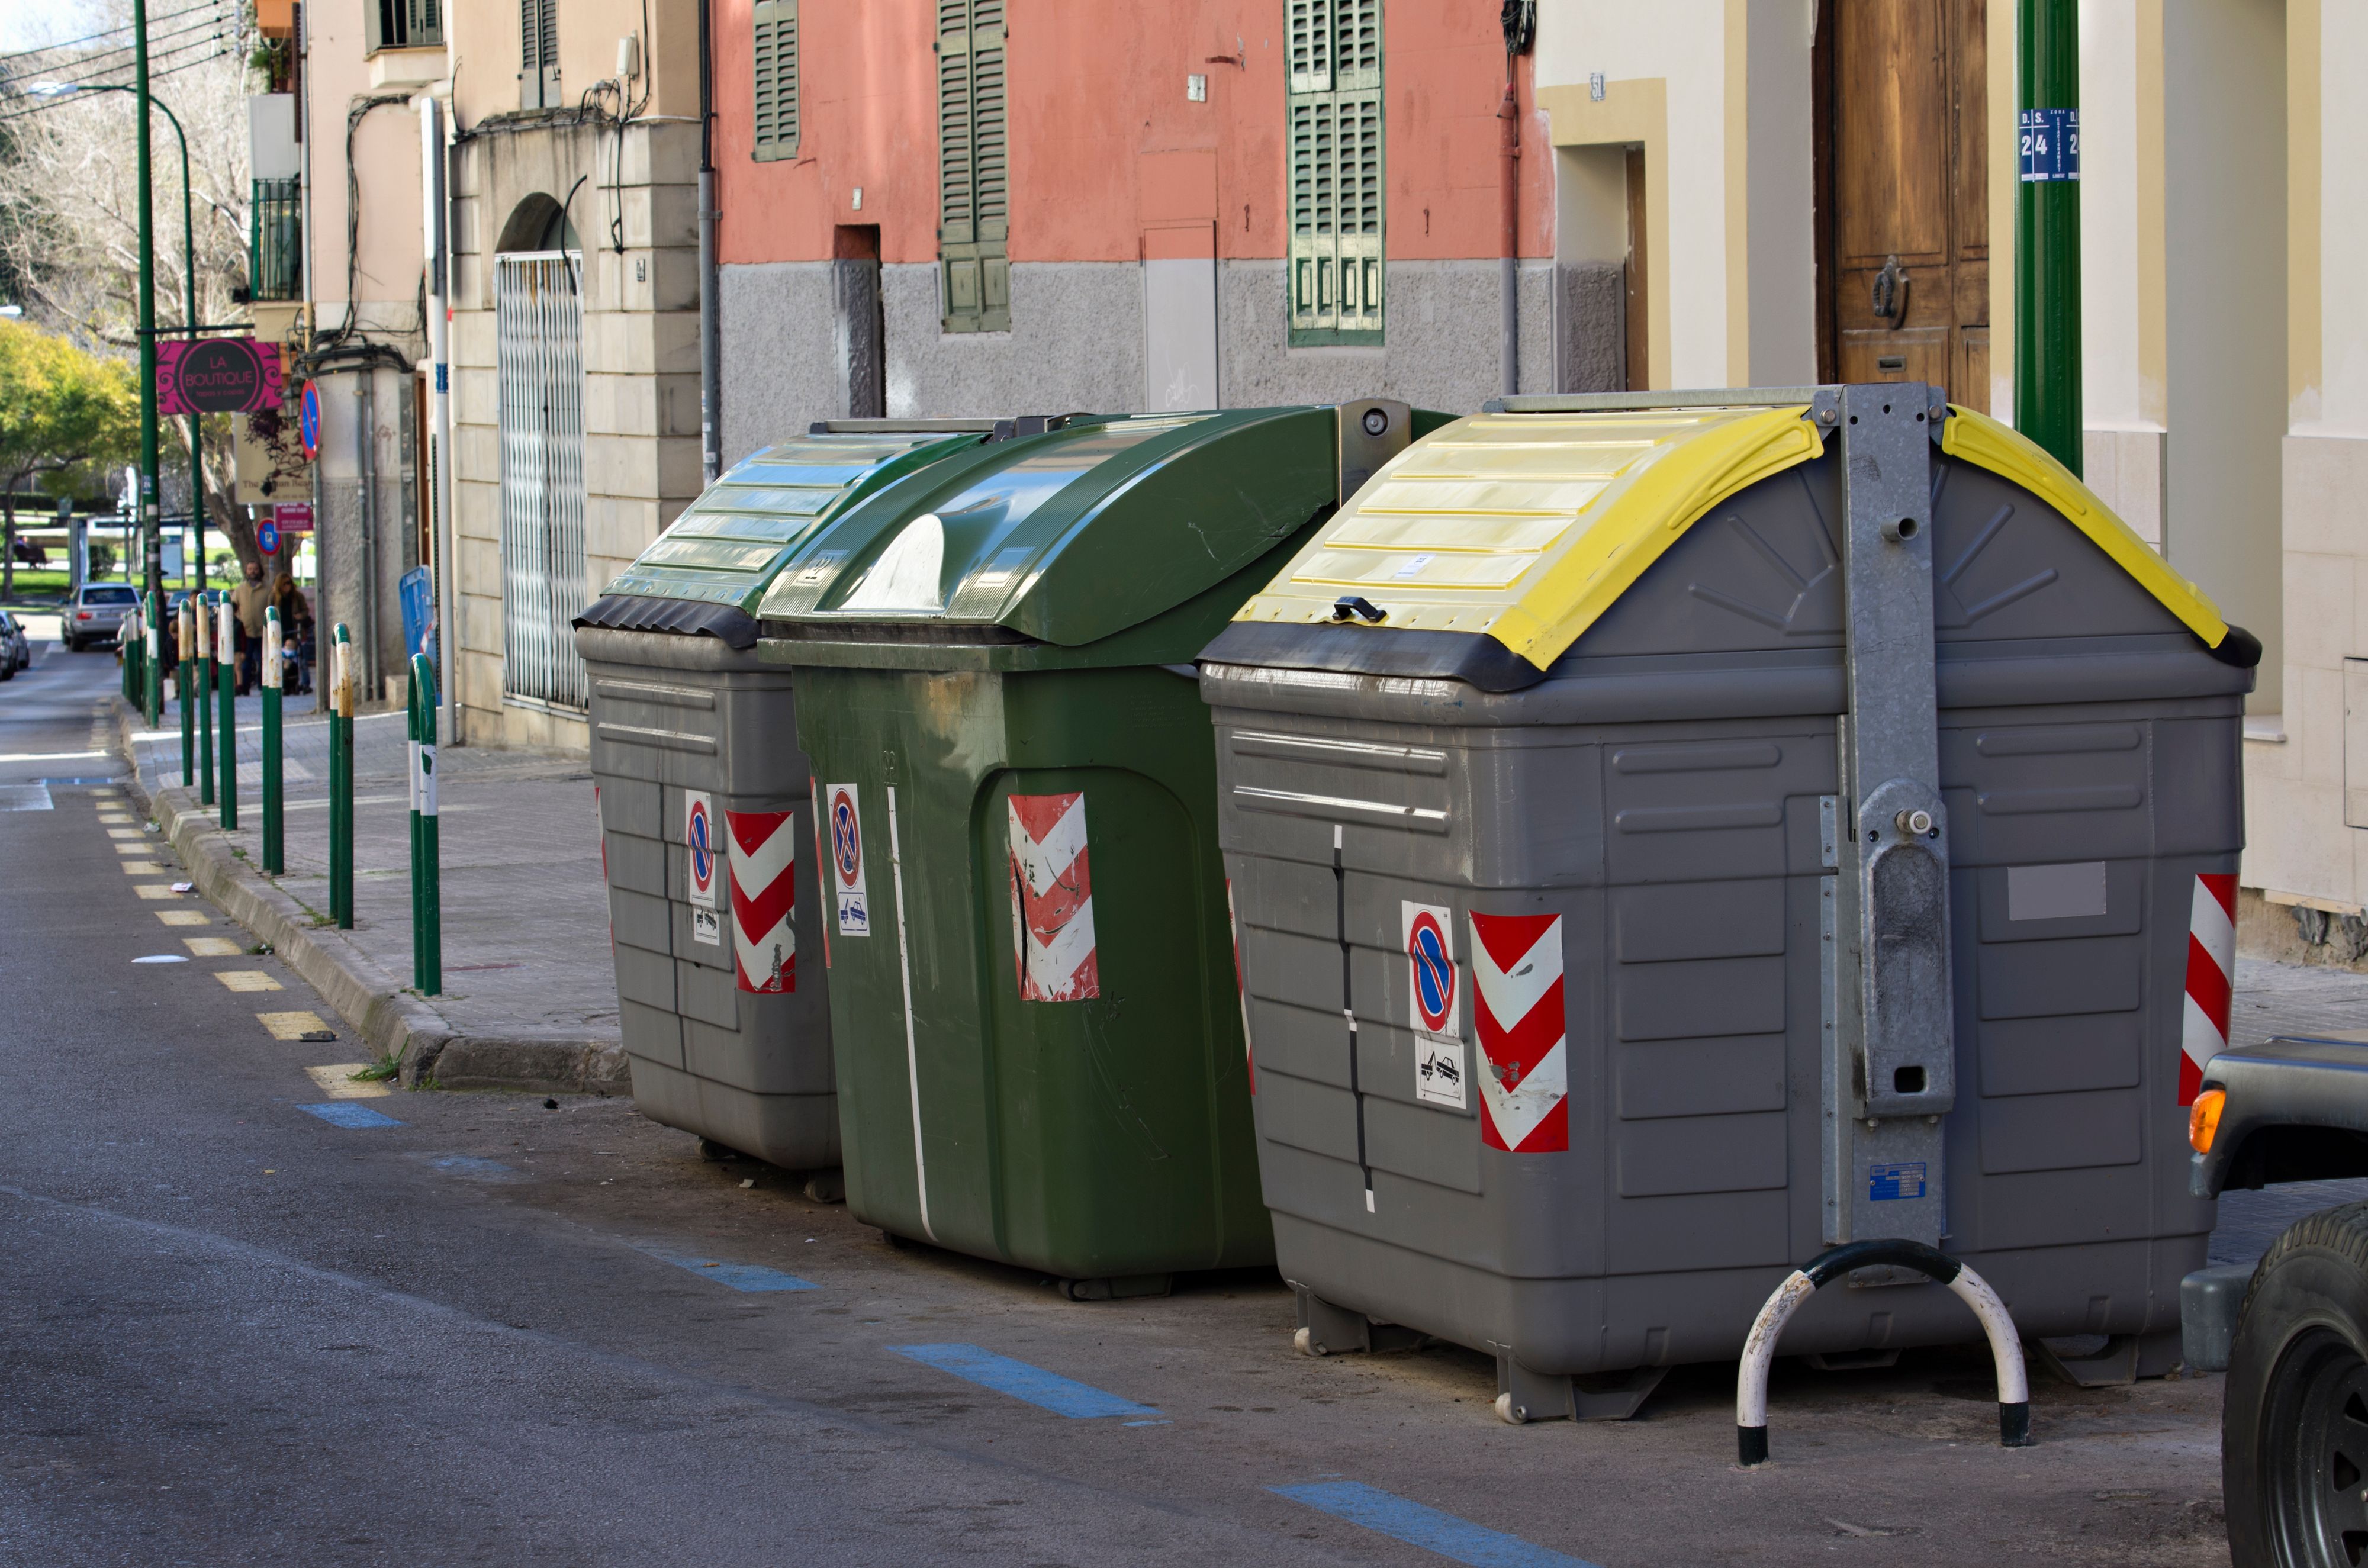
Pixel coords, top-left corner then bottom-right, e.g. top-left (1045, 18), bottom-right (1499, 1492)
top-left (493, 194), bottom-right (588, 709)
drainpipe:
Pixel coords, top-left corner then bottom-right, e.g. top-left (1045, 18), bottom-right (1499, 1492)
top-left (697, 0), bottom-right (722, 484)
top-left (420, 89), bottom-right (461, 745)
top-left (355, 368), bottom-right (378, 701)
top-left (2013, 0), bottom-right (2081, 474)
top-left (1499, 4), bottom-right (1536, 399)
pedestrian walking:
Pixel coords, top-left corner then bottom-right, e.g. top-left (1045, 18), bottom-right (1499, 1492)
top-left (231, 559), bottom-right (271, 696)
top-left (269, 572), bottom-right (313, 694)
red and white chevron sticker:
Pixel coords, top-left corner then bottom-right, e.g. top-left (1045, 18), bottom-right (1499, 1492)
top-left (1470, 910), bottom-right (1568, 1153)
top-left (2180, 872), bottom-right (2237, 1106)
top-left (1008, 791), bottom-right (1099, 1002)
top-left (728, 807), bottom-right (797, 994)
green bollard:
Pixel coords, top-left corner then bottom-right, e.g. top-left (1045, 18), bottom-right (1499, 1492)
top-left (144, 591), bottom-right (161, 729)
top-left (410, 651), bottom-right (439, 996)
top-left (330, 624), bottom-right (354, 929)
top-left (197, 591), bottom-right (215, 807)
top-left (262, 606), bottom-right (284, 875)
top-left (177, 598), bottom-right (195, 787)
top-left (214, 597), bottom-right (236, 829)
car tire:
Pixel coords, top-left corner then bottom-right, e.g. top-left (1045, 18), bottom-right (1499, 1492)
top-left (2224, 1200), bottom-right (2368, 1567)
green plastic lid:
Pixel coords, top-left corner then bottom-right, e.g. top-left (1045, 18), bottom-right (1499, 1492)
top-left (757, 408), bottom-right (1341, 649)
top-left (594, 430), bottom-right (989, 616)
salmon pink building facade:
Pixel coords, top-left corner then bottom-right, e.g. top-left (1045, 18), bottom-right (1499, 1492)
top-left (708, 1), bottom-right (1616, 459)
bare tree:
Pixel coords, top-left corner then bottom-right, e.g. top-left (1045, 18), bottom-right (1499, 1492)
top-left (0, 0), bottom-right (262, 574)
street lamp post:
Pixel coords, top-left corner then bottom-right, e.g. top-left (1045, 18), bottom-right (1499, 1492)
top-left (28, 82), bottom-right (205, 615)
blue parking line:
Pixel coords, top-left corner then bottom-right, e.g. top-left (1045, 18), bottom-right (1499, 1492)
top-left (890, 1343), bottom-right (1161, 1419)
top-left (299, 1103), bottom-right (401, 1129)
top-left (1270, 1482), bottom-right (1600, 1568)
top-left (641, 1248), bottom-right (816, 1293)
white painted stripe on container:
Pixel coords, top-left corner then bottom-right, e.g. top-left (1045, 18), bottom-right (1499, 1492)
top-left (886, 785), bottom-right (935, 1243)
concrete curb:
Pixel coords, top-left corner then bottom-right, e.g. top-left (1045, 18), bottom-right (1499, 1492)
top-left (113, 700), bottom-right (628, 1097)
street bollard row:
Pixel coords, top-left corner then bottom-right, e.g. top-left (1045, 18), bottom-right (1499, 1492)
top-left (155, 613), bottom-right (435, 989)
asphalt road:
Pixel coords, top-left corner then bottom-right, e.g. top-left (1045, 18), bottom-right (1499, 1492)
top-left (0, 639), bottom-right (2295, 1567)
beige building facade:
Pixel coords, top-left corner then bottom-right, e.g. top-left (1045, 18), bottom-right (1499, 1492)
top-left (292, 1), bottom-right (447, 703)
top-left (439, 0), bottom-right (703, 752)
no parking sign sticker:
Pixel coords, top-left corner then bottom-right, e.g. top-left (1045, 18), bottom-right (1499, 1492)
top-left (1402, 900), bottom-right (1465, 1109)
top-left (826, 783), bottom-right (869, 937)
top-left (685, 790), bottom-right (722, 946)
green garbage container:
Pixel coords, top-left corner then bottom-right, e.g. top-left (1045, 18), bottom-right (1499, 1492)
top-left (765, 403), bottom-right (1431, 1295)
top-left (575, 423), bottom-right (996, 1170)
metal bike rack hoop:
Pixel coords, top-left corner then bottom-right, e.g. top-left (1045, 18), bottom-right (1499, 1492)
top-left (1736, 1239), bottom-right (2031, 1466)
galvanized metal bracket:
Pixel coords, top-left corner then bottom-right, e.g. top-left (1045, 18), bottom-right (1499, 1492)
top-left (1823, 384), bottom-right (1955, 1249)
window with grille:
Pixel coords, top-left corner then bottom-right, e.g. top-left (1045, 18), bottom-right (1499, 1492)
top-left (519, 0), bottom-right (559, 111)
top-left (1286, 0), bottom-right (1383, 346)
top-left (752, 1), bottom-right (800, 162)
top-left (937, 0), bottom-right (1008, 333)
top-left (366, 0), bottom-right (441, 53)
top-left (494, 253), bottom-right (590, 711)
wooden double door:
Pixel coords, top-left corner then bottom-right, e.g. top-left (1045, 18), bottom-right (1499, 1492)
top-left (1815, 0), bottom-right (1990, 411)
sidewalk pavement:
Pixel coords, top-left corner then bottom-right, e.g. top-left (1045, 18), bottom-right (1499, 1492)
top-left (117, 685), bottom-right (624, 1093)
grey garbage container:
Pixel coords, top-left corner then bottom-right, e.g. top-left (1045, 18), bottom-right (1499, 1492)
top-left (1199, 387), bottom-right (2260, 1421)
top-left (575, 423), bottom-right (995, 1168)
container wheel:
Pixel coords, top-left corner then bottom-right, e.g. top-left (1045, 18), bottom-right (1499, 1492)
top-left (1494, 1392), bottom-right (1528, 1425)
top-left (1293, 1327), bottom-right (1325, 1358)
top-left (2224, 1200), bottom-right (2368, 1567)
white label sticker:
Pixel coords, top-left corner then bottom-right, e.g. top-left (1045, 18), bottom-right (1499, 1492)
top-left (1402, 899), bottom-right (1466, 1109)
top-left (826, 783), bottom-right (870, 936)
top-left (691, 905), bottom-right (721, 947)
top-left (684, 790), bottom-right (719, 910)
top-left (415, 743), bottom-right (437, 817)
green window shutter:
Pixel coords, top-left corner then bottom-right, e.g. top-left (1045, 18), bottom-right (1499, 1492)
top-left (752, 1), bottom-right (800, 162)
top-left (520, 0), bottom-right (558, 110)
top-left (1286, 0), bottom-right (1382, 346)
top-left (938, 0), bottom-right (1009, 333)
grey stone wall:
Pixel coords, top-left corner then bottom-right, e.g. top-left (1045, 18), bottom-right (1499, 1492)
top-left (718, 256), bottom-right (1625, 467)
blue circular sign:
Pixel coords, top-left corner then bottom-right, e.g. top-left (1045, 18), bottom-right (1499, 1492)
top-left (298, 381), bottom-right (321, 459)
top-left (1409, 912), bottom-right (1454, 1032)
top-left (257, 521), bottom-right (281, 556)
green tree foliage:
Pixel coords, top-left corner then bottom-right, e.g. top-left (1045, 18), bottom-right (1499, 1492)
top-left (0, 320), bottom-right (137, 599)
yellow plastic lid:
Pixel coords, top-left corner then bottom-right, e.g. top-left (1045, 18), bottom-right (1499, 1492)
top-left (1231, 398), bottom-right (2236, 675)
top-left (1230, 404), bottom-right (1825, 672)
top-left (1938, 404), bottom-right (2228, 646)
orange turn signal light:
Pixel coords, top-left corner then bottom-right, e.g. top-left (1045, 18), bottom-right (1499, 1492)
top-left (2189, 1087), bottom-right (2226, 1154)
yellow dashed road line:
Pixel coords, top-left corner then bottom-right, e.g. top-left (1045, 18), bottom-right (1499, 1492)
top-left (182, 936), bottom-right (243, 957)
top-left (154, 909), bottom-right (208, 926)
top-left (257, 1010), bottom-right (330, 1040)
top-left (303, 1064), bottom-right (391, 1100)
top-left (114, 842), bottom-right (148, 855)
top-left (215, 971), bottom-right (282, 993)
top-left (107, 829), bottom-right (143, 840)
top-left (135, 885), bottom-right (184, 900)
top-left (121, 861), bottom-right (166, 875)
